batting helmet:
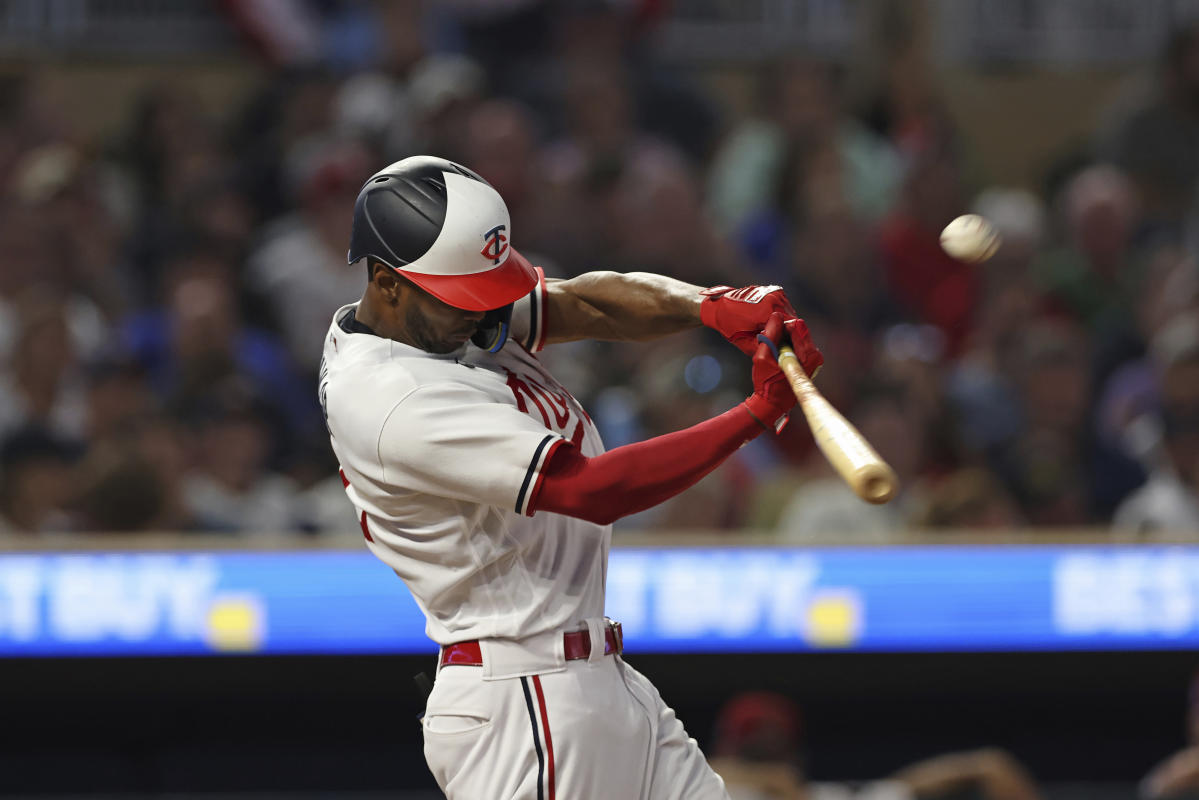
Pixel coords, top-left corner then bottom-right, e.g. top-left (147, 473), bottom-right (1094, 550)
top-left (347, 155), bottom-right (537, 312)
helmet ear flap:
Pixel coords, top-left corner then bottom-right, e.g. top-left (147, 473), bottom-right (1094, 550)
top-left (471, 304), bottom-right (513, 353)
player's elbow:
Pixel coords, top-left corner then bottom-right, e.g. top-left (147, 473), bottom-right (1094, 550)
top-left (533, 446), bottom-right (626, 524)
top-left (574, 506), bottom-right (622, 526)
top-left (537, 486), bottom-right (623, 525)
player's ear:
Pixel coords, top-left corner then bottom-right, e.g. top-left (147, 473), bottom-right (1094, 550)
top-left (370, 261), bottom-right (403, 303)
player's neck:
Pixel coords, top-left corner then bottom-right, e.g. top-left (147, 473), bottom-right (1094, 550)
top-left (355, 293), bottom-right (415, 347)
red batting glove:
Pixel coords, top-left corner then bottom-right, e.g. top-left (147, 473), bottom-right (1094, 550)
top-left (700, 285), bottom-right (825, 376)
top-left (783, 317), bottom-right (824, 378)
top-left (744, 312), bottom-right (799, 433)
top-left (700, 284), bottom-right (798, 357)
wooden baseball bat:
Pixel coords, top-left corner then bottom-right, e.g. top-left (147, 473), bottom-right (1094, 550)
top-left (777, 345), bottom-right (899, 505)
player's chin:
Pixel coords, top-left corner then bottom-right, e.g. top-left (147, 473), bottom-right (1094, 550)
top-left (427, 331), bottom-right (475, 353)
top-left (424, 340), bottom-right (464, 354)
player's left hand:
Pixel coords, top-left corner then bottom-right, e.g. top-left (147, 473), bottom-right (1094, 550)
top-left (700, 284), bottom-right (823, 375)
top-left (745, 311), bottom-right (797, 432)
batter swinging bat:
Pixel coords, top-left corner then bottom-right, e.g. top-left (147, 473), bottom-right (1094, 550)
top-left (777, 345), bottom-right (899, 504)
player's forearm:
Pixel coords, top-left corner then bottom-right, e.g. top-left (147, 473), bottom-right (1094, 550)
top-left (894, 750), bottom-right (1043, 800)
top-left (529, 404), bottom-right (764, 525)
top-left (542, 271), bottom-right (704, 344)
top-left (1142, 748), bottom-right (1199, 798)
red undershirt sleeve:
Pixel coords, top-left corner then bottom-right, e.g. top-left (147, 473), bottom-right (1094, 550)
top-left (528, 404), bottom-right (766, 525)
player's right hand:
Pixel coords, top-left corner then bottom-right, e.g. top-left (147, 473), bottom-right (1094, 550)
top-left (700, 284), bottom-right (797, 357)
top-left (744, 311), bottom-right (800, 432)
top-left (700, 284), bottom-right (824, 376)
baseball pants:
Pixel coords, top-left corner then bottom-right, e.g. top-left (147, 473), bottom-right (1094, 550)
top-left (422, 641), bottom-right (729, 798)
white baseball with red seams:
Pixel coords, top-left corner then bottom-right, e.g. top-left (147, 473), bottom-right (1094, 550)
top-left (319, 267), bottom-right (731, 799)
top-left (939, 213), bottom-right (1001, 263)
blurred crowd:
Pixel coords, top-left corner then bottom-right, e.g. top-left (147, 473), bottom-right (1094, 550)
top-left (708, 663), bottom-right (1199, 800)
top-left (709, 671), bottom-right (1199, 800)
top-left (710, 691), bottom-right (1043, 800)
top-left (1, 0), bottom-right (1199, 538)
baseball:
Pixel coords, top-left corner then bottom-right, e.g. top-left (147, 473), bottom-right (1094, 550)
top-left (940, 214), bottom-right (1001, 263)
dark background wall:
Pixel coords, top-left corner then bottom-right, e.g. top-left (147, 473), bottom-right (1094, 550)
top-left (0, 649), bottom-right (1192, 796)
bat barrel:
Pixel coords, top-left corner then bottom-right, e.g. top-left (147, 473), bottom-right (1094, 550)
top-left (778, 345), bottom-right (901, 506)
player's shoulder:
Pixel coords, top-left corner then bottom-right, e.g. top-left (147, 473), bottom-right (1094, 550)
top-left (323, 325), bottom-right (414, 392)
top-left (321, 305), bottom-right (498, 400)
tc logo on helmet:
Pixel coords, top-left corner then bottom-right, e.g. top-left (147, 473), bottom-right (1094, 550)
top-left (480, 224), bottom-right (509, 264)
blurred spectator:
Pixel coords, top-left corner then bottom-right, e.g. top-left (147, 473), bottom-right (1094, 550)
top-left (1096, 21), bottom-right (1199, 233)
top-left (531, 0), bottom-right (719, 163)
top-left (82, 353), bottom-right (155, 442)
top-left (967, 188), bottom-right (1048, 357)
top-left (462, 99), bottom-right (565, 263)
top-left (785, 190), bottom-right (897, 338)
top-left (221, 0), bottom-right (389, 71)
top-left (294, 466), bottom-right (358, 535)
top-left (333, 49), bottom-right (487, 164)
top-left (0, 199), bottom-right (110, 368)
top-left (229, 67), bottom-right (341, 222)
top-left (465, 100), bottom-right (539, 199)
top-left (946, 189), bottom-right (1047, 458)
top-left (1096, 247), bottom-right (1199, 515)
top-left (248, 138), bottom-right (374, 371)
top-left (917, 468), bottom-right (1025, 530)
top-left (426, 0), bottom-right (547, 101)
top-left (606, 148), bottom-right (750, 287)
top-left (116, 83), bottom-right (212, 213)
top-left (373, 0), bottom-right (429, 76)
top-left (709, 56), bottom-right (900, 239)
top-left (1141, 668), bottom-right (1199, 798)
top-left (175, 173), bottom-right (259, 271)
top-left (556, 55), bottom-right (652, 167)
top-left (122, 249), bottom-right (318, 457)
top-left (536, 57), bottom-right (700, 275)
top-left (406, 54), bottom-right (487, 163)
top-left (75, 436), bottom-right (173, 532)
top-left (1112, 314), bottom-right (1199, 533)
top-left (114, 84), bottom-right (267, 315)
top-left (129, 415), bottom-right (194, 530)
top-left (0, 71), bottom-right (75, 161)
top-left (14, 143), bottom-right (134, 320)
top-left (181, 380), bottom-right (300, 535)
top-left (0, 293), bottom-right (88, 442)
top-left (873, 322), bottom-right (954, 467)
top-left (0, 426), bottom-right (80, 533)
top-left (878, 137), bottom-right (977, 355)
top-left (709, 691), bottom-right (1044, 800)
top-left (972, 188), bottom-right (1048, 272)
top-left (991, 317), bottom-right (1095, 525)
top-left (1030, 165), bottom-right (1142, 359)
top-left (860, 37), bottom-right (956, 155)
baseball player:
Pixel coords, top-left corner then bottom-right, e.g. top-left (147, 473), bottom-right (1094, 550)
top-left (318, 155), bottom-right (823, 799)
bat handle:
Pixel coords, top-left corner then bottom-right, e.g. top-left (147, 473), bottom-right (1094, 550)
top-left (776, 345), bottom-right (818, 401)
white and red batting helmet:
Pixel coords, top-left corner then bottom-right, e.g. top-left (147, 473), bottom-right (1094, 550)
top-left (347, 155), bottom-right (537, 312)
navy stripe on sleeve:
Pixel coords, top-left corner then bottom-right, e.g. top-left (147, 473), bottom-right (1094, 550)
top-left (516, 434), bottom-right (556, 514)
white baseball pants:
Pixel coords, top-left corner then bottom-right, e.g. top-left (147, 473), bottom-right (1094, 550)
top-left (421, 628), bottom-right (729, 799)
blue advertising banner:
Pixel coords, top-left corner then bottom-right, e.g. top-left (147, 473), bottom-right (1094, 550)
top-left (1, 546), bottom-right (1198, 657)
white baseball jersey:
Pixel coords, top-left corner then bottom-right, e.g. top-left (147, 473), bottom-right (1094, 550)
top-left (319, 269), bottom-right (610, 646)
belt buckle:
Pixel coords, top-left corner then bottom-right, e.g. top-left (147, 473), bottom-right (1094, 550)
top-left (609, 620), bottom-right (623, 654)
